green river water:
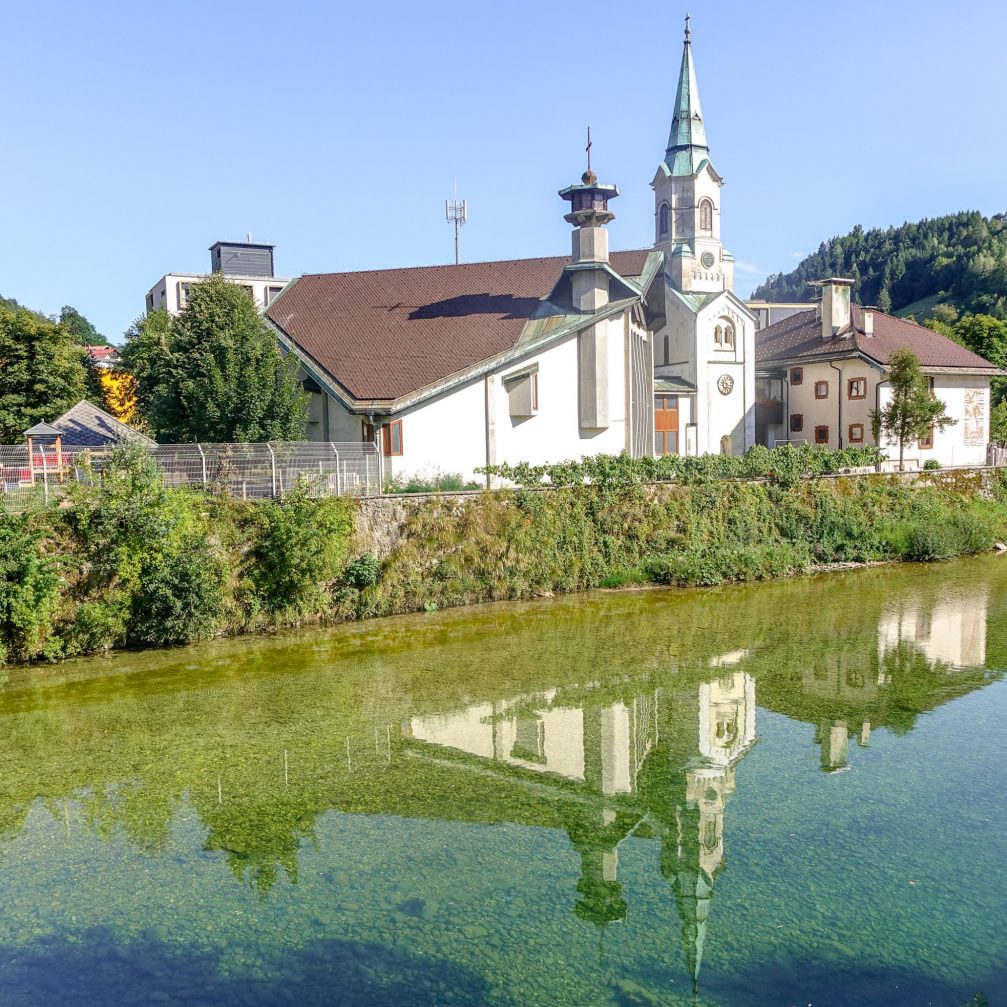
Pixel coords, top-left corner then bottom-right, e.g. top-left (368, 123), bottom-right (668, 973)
top-left (1, 557), bottom-right (1006, 1006)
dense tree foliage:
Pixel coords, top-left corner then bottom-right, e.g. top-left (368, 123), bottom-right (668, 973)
top-left (59, 305), bottom-right (110, 346)
top-left (0, 306), bottom-right (88, 441)
top-left (122, 274), bottom-right (307, 443)
top-left (753, 211), bottom-right (1007, 320)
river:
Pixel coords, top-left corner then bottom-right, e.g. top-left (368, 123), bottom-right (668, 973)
top-left (1, 557), bottom-right (1005, 1006)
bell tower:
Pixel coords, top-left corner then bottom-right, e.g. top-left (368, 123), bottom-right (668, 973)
top-left (652, 16), bottom-right (734, 294)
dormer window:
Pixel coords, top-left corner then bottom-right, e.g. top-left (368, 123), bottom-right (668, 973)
top-left (699, 198), bottom-right (713, 234)
top-left (658, 202), bottom-right (670, 237)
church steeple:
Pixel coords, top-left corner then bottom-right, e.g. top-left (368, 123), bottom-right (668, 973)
top-left (664, 14), bottom-right (710, 177)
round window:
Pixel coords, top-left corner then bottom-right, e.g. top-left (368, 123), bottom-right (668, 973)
top-left (717, 374), bottom-right (734, 396)
top-left (701, 251), bottom-right (715, 268)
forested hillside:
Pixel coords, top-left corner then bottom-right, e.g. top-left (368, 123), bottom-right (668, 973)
top-left (752, 211), bottom-right (1007, 322)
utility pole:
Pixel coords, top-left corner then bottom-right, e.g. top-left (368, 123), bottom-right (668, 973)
top-left (445, 191), bottom-right (467, 265)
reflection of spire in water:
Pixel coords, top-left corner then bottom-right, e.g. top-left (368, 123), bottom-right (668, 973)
top-left (404, 671), bottom-right (758, 993)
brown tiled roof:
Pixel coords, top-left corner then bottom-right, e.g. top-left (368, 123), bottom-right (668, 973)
top-left (266, 250), bottom-right (651, 401)
top-left (756, 305), bottom-right (998, 371)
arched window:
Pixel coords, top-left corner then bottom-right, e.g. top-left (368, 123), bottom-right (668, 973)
top-left (699, 198), bottom-right (713, 233)
top-left (714, 324), bottom-right (723, 345)
top-left (658, 202), bottom-right (670, 237)
top-left (723, 323), bottom-right (735, 348)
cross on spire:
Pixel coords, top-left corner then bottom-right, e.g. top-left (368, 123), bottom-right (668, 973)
top-left (586, 126), bottom-right (592, 174)
top-left (684, 12), bottom-right (691, 42)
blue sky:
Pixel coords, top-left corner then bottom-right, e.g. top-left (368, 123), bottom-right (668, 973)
top-left (2, 0), bottom-right (1005, 342)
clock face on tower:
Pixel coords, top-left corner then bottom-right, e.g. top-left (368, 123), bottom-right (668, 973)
top-left (701, 251), bottom-right (715, 268)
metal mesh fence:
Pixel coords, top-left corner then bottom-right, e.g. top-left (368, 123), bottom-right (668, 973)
top-left (0, 441), bottom-right (381, 512)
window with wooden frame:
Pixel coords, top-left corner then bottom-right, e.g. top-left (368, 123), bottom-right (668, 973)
top-left (814, 380), bottom-right (829, 400)
top-left (847, 377), bottom-right (867, 400)
top-left (815, 425), bottom-right (829, 445)
top-left (382, 419), bottom-right (403, 456)
top-left (848, 423), bottom-right (865, 443)
top-left (919, 425), bottom-right (934, 450)
top-left (362, 421), bottom-right (375, 443)
top-left (790, 413), bottom-right (804, 433)
top-left (790, 367), bottom-right (803, 386)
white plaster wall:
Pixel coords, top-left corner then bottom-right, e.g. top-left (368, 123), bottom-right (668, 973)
top-left (783, 364), bottom-right (989, 463)
top-left (387, 379), bottom-right (487, 484)
top-left (696, 298), bottom-right (752, 455)
top-left (879, 375), bottom-right (989, 467)
top-left (147, 273), bottom-right (289, 316)
top-left (491, 321), bottom-right (628, 473)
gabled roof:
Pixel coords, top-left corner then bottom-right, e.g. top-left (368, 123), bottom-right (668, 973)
top-left (755, 305), bottom-right (999, 372)
top-left (52, 400), bottom-right (154, 448)
top-left (24, 421), bottom-right (63, 437)
top-left (266, 250), bottom-right (652, 403)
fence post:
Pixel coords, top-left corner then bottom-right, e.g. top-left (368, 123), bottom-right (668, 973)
top-left (197, 443), bottom-right (207, 488)
top-left (267, 443), bottom-right (277, 498)
top-left (365, 450), bottom-right (371, 496)
top-left (41, 448), bottom-right (49, 506)
top-left (331, 443), bottom-right (341, 496)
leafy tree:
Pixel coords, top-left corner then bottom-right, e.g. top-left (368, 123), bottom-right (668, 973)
top-left (59, 305), bottom-right (109, 346)
top-left (990, 399), bottom-right (1007, 444)
top-left (872, 349), bottom-right (955, 470)
top-left (948, 314), bottom-right (1007, 405)
top-left (753, 210), bottom-right (1007, 321)
top-left (0, 306), bottom-right (88, 441)
top-left (121, 276), bottom-right (307, 442)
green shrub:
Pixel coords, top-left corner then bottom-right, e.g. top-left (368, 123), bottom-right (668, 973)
top-left (129, 537), bottom-right (225, 646)
top-left (344, 552), bottom-right (379, 589)
top-left (384, 472), bottom-right (481, 494)
top-left (923, 459), bottom-right (942, 470)
top-left (249, 487), bottom-right (354, 617)
top-left (0, 512), bottom-right (61, 664)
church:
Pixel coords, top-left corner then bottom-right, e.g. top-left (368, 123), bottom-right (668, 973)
top-left (265, 19), bottom-right (753, 484)
top-left (264, 18), bottom-right (994, 482)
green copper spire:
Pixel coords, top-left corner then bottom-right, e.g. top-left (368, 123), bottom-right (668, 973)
top-left (664, 14), bottom-right (710, 177)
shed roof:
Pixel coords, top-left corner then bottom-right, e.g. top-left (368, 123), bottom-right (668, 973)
top-left (755, 305), bottom-right (999, 372)
top-left (52, 400), bottom-right (154, 449)
top-left (266, 250), bottom-right (651, 402)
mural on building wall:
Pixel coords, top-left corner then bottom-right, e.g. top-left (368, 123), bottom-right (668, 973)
top-left (964, 388), bottom-right (987, 446)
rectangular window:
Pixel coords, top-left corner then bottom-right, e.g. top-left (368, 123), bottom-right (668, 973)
top-left (362, 422), bottom-right (375, 443)
top-left (815, 380), bottom-right (829, 400)
top-left (265, 285), bottom-right (284, 305)
top-left (790, 367), bottom-right (803, 386)
top-left (790, 413), bottom-right (804, 433)
top-left (815, 425), bottom-right (829, 445)
top-left (848, 377), bottom-right (867, 400)
top-left (505, 369), bottom-right (539, 418)
top-left (919, 426), bottom-right (934, 450)
top-left (382, 419), bottom-right (403, 456)
top-left (849, 423), bottom-right (865, 443)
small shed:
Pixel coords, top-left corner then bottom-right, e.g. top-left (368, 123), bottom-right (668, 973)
top-left (49, 400), bottom-right (153, 450)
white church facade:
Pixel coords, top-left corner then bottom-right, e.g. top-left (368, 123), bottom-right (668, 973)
top-left (263, 21), bottom-right (753, 484)
top-left (262, 18), bottom-right (995, 483)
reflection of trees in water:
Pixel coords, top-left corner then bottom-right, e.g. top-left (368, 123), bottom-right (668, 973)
top-left (0, 560), bottom-right (1001, 965)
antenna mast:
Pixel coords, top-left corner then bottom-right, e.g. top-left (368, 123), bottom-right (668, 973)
top-left (445, 191), bottom-right (467, 265)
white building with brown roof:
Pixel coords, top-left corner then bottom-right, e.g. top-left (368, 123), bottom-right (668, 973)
top-left (755, 279), bottom-right (1000, 467)
top-left (264, 20), bottom-right (761, 484)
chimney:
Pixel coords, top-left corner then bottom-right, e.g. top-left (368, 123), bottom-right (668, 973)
top-left (818, 278), bottom-right (853, 341)
top-left (863, 308), bottom-right (874, 337)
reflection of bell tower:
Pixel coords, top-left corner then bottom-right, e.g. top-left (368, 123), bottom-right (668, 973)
top-left (638, 673), bottom-right (756, 993)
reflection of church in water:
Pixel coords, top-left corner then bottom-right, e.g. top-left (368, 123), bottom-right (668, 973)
top-left (405, 669), bottom-right (757, 990)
